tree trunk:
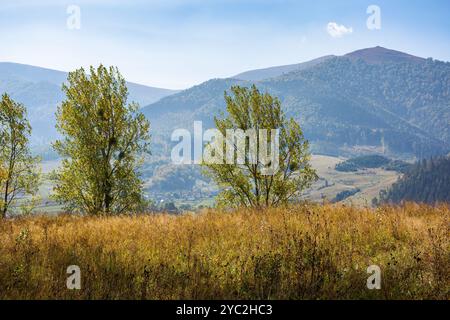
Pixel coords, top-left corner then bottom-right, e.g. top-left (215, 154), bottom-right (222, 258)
top-left (2, 181), bottom-right (9, 218)
top-left (104, 180), bottom-right (112, 214)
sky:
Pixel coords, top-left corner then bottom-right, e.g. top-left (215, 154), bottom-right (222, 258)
top-left (1, 0), bottom-right (449, 89)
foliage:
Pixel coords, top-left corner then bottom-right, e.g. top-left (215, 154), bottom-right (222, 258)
top-left (332, 188), bottom-right (361, 203)
top-left (52, 65), bottom-right (151, 215)
top-left (202, 85), bottom-right (317, 208)
top-left (376, 156), bottom-right (450, 205)
top-left (0, 93), bottom-right (40, 218)
top-left (335, 155), bottom-right (410, 172)
top-left (383, 159), bottom-right (412, 174)
top-left (0, 203), bottom-right (448, 299)
top-left (19, 195), bottom-right (42, 216)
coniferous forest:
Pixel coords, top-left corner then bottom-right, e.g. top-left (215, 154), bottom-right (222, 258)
top-left (377, 156), bottom-right (450, 205)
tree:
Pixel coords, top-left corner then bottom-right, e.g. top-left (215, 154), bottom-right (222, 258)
top-left (0, 94), bottom-right (40, 218)
top-left (202, 85), bottom-right (317, 208)
top-left (53, 65), bottom-right (151, 215)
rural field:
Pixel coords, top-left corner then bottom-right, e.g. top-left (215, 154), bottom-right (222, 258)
top-left (0, 203), bottom-right (448, 300)
top-left (305, 155), bottom-right (400, 205)
top-left (29, 155), bottom-right (401, 213)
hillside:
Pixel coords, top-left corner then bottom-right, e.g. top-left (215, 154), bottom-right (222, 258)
top-left (233, 55), bottom-right (334, 81)
top-left (143, 47), bottom-right (450, 159)
top-left (0, 62), bottom-right (178, 146)
top-left (377, 156), bottom-right (450, 204)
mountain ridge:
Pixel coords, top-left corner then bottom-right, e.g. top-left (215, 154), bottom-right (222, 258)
top-left (0, 62), bottom-right (179, 146)
top-left (142, 47), bottom-right (450, 158)
top-left (231, 46), bottom-right (428, 82)
top-left (0, 62), bottom-right (179, 104)
top-left (233, 55), bottom-right (335, 82)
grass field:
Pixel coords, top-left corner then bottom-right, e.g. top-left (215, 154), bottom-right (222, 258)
top-left (0, 203), bottom-right (448, 299)
top-left (305, 155), bottom-right (400, 205)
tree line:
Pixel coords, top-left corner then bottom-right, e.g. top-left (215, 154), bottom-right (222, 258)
top-left (0, 65), bottom-right (316, 217)
top-left (374, 156), bottom-right (450, 205)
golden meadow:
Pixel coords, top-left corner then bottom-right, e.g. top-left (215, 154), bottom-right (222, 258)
top-left (0, 203), bottom-right (448, 299)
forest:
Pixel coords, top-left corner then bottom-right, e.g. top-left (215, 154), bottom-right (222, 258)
top-left (376, 156), bottom-right (450, 205)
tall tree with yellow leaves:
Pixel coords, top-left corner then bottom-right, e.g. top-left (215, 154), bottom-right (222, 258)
top-left (53, 65), bottom-right (151, 215)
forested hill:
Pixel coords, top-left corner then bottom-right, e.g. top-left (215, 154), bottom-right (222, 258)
top-left (143, 47), bottom-right (450, 158)
top-left (376, 156), bottom-right (450, 204)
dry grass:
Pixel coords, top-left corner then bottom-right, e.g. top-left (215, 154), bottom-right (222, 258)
top-left (0, 203), bottom-right (448, 299)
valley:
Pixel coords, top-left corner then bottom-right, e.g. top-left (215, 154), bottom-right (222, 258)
top-left (28, 154), bottom-right (402, 213)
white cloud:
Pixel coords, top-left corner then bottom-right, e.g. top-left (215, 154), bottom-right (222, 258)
top-left (326, 22), bottom-right (353, 38)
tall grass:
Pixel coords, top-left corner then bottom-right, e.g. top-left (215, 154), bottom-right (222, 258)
top-left (0, 203), bottom-right (448, 299)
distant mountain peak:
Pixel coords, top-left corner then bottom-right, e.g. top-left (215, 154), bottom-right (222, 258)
top-left (344, 46), bottom-right (425, 64)
top-left (232, 47), bottom-right (427, 82)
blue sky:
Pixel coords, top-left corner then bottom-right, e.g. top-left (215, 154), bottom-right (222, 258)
top-left (1, 0), bottom-right (449, 89)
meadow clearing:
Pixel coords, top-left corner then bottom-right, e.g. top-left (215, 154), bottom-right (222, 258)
top-left (0, 203), bottom-right (448, 299)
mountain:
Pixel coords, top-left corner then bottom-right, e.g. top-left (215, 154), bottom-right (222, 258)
top-left (0, 62), bottom-right (179, 146)
top-left (345, 46), bottom-right (425, 64)
top-left (233, 55), bottom-right (334, 81)
top-left (376, 156), bottom-right (450, 204)
top-left (143, 47), bottom-right (450, 158)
